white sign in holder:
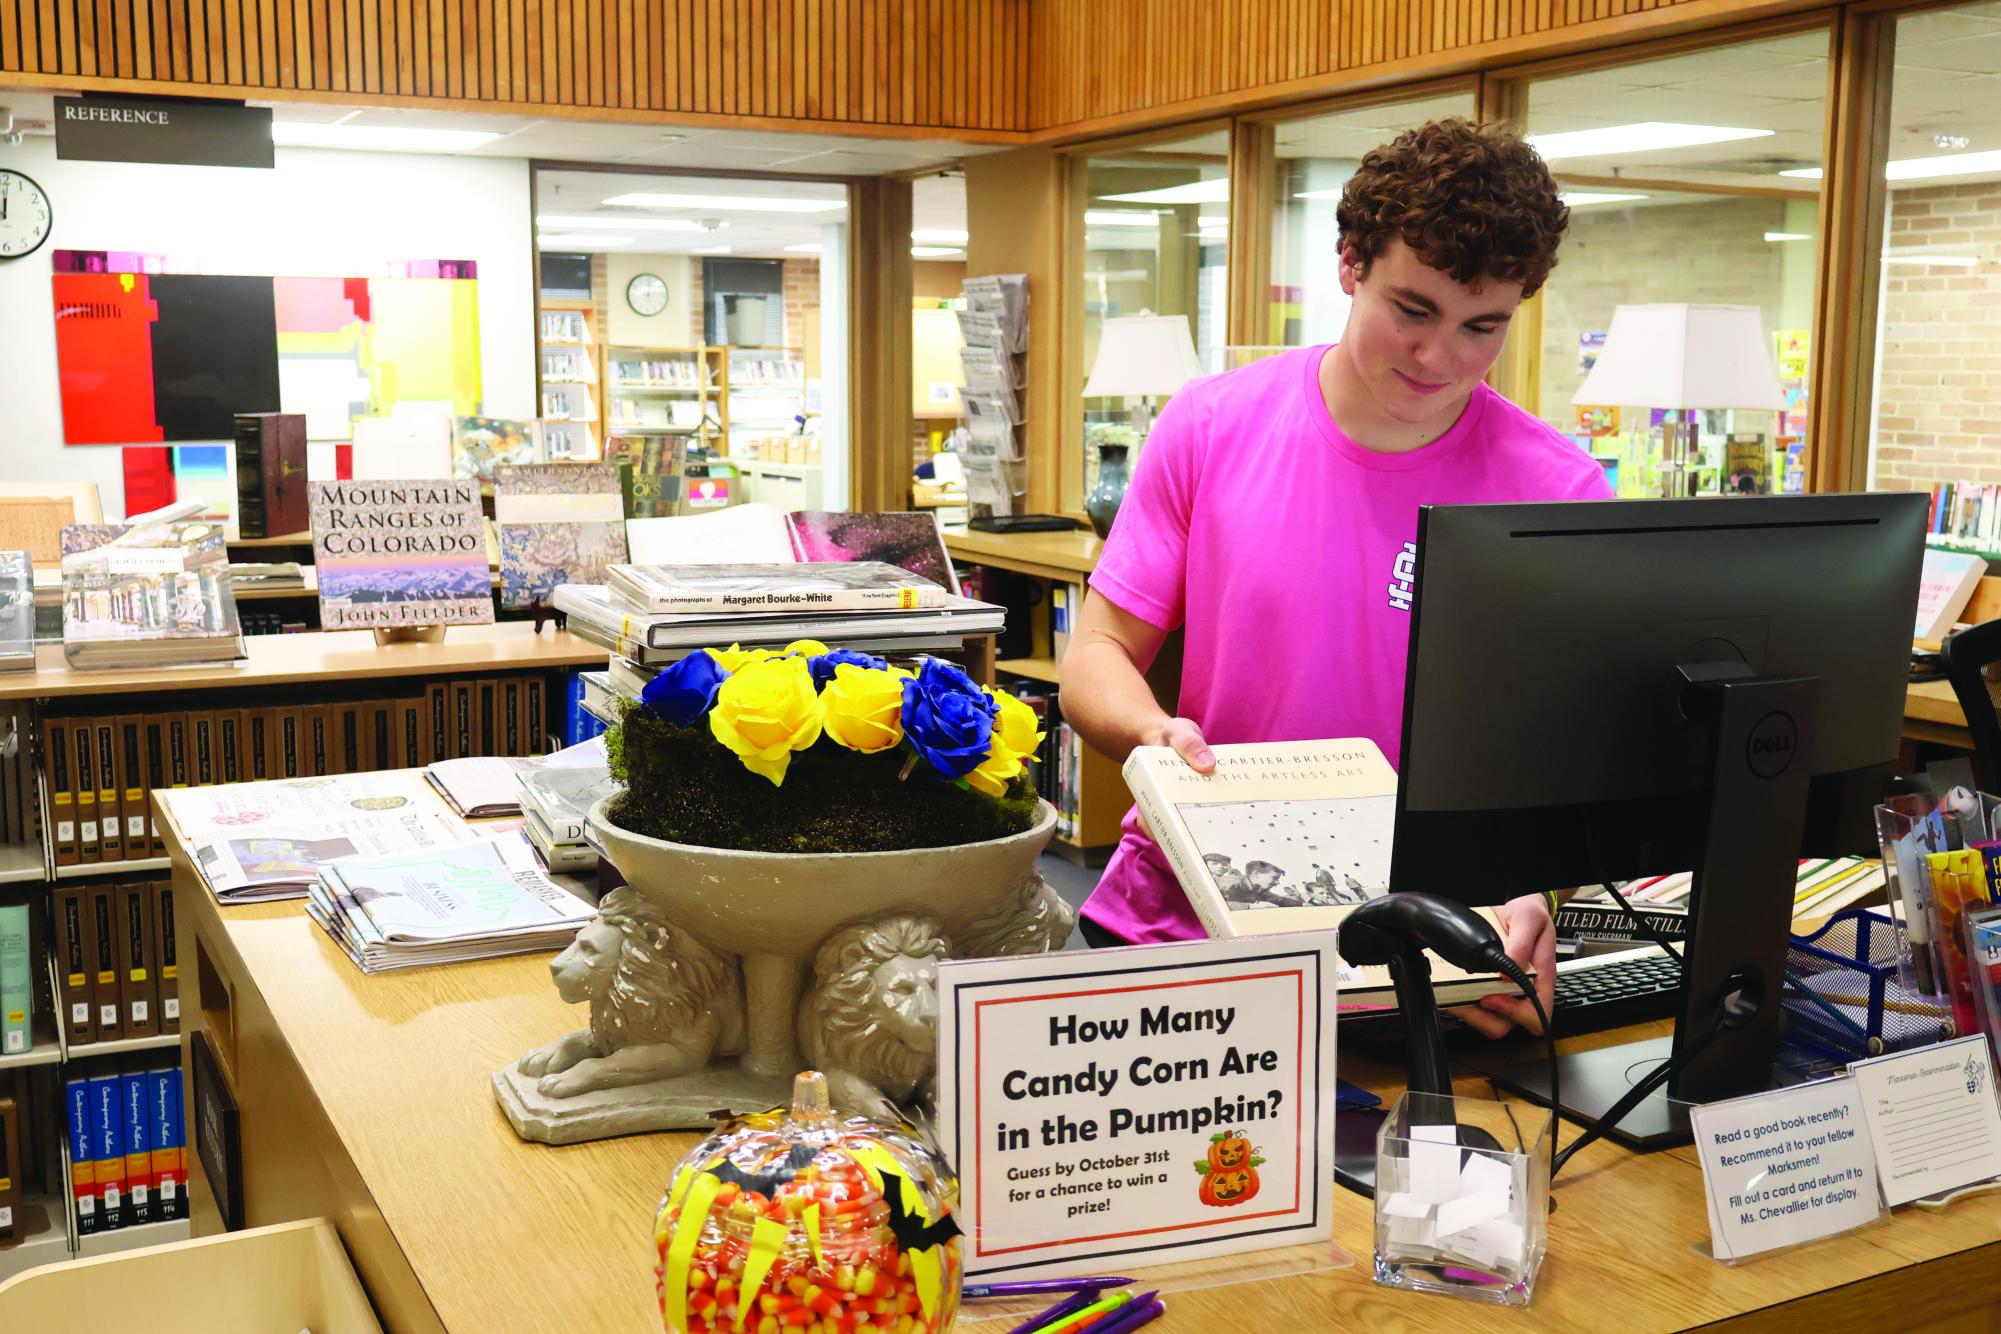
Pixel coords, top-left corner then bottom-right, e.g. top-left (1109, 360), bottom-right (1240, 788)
top-left (936, 931), bottom-right (1345, 1299)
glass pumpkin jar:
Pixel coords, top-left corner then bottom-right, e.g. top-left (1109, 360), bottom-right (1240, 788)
top-left (654, 1072), bottom-right (963, 1334)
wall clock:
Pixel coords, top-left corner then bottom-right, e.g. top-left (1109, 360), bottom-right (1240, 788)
top-left (0, 169), bottom-right (52, 260)
top-left (626, 272), bottom-right (669, 317)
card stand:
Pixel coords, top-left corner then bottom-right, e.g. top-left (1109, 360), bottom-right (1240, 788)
top-left (1782, 910), bottom-right (1952, 1070)
top-left (1371, 1092), bottom-right (1549, 1308)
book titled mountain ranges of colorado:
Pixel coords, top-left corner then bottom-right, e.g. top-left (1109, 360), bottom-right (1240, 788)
top-left (494, 463), bottom-right (628, 611)
top-left (605, 560), bottom-right (946, 613)
top-left (309, 480), bottom-right (495, 631)
top-left (1122, 738), bottom-right (1513, 1001)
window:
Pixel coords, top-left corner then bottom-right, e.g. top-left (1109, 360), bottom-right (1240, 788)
top-left (1074, 129), bottom-right (1229, 501)
top-left (1867, 2), bottom-right (2001, 503)
top-left (1517, 29), bottom-right (1830, 495)
top-left (1265, 89), bottom-right (1477, 351)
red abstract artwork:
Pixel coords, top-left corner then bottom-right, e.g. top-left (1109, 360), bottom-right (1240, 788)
top-left (54, 273), bottom-right (163, 445)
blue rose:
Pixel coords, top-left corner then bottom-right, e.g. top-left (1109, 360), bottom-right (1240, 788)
top-left (640, 651), bottom-right (729, 728)
top-left (900, 658), bottom-right (997, 779)
top-left (809, 647), bottom-right (888, 687)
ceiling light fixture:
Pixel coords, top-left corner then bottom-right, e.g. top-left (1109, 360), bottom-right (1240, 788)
top-left (1099, 178), bottom-right (1231, 205)
top-left (691, 245), bottom-right (732, 255)
top-left (1526, 122), bottom-right (1774, 162)
top-left (535, 214), bottom-right (708, 233)
top-left (537, 233), bottom-right (633, 247)
top-left (1559, 191), bottom-right (1649, 207)
top-left (1764, 231), bottom-right (1812, 243)
top-left (911, 246), bottom-right (964, 258)
top-left (1934, 133), bottom-right (1972, 151)
top-left (1786, 148), bottom-right (2001, 183)
top-left (783, 243), bottom-right (823, 254)
top-left (1084, 210), bottom-right (1163, 227)
top-left (272, 122), bottom-right (501, 152)
top-left (1882, 251), bottom-right (1978, 267)
top-left (911, 228), bottom-right (970, 245)
top-left (603, 192), bottom-right (847, 213)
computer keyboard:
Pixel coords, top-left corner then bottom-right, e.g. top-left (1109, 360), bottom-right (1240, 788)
top-left (1343, 946), bottom-right (1683, 1046)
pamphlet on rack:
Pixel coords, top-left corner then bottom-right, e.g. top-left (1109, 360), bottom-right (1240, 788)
top-left (936, 932), bottom-right (1338, 1281)
top-left (160, 771), bottom-right (479, 902)
top-left (1848, 1035), bottom-right (2001, 1208)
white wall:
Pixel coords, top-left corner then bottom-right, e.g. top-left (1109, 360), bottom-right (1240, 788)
top-left (604, 253), bottom-right (695, 347)
top-left (0, 137), bottom-right (533, 517)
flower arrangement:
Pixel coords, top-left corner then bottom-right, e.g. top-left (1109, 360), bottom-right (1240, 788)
top-left (605, 641), bottom-right (1048, 855)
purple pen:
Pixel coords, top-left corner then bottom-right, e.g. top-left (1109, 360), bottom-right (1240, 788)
top-left (968, 1277), bottom-right (1136, 1299)
top-left (1092, 1296), bottom-right (1165, 1334)
top-left (1002, 1288), bottom-right (1101, 1334)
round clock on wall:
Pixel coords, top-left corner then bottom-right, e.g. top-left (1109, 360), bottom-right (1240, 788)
top-left (0, 169), bottom-right (52, 260)
top-left (626, 272), bottom-right (669, 317)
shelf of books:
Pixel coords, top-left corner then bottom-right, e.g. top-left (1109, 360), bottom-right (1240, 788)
top-left (539, 301), bottom-right (603, 462)
top-left (725, 346), bottom-right (806, 441)
top-left (607, 345), bottom-right (726, 442)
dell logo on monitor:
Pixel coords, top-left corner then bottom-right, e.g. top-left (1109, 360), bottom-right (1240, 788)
top-left (1746, 712), bottom-right (1799, 779)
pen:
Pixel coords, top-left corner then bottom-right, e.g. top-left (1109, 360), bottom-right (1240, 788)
top-left (1091, 1297), bottom-right (1165, 1334)
top-left (1005, 1289), bottom-right (1102, 1334)
top-left (1037, 1290), bottom-right (1134, 1334)
top-left (968, 1277), bottom-right (1136, 1299)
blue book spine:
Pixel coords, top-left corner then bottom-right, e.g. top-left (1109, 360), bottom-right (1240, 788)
top-left (122, 1070), bottom-right (153, 1225)
top-left (88, 1071), bottom-right (126, 1229)
top-left (65, 1075), bottom-right (97, 1235)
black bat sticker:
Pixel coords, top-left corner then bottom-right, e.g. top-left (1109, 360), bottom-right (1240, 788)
top-left (878, 1170), bottom-right (964, 1252)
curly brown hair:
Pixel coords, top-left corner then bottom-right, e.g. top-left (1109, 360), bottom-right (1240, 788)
top-left (1335, 118), bottom-right (1568, 297)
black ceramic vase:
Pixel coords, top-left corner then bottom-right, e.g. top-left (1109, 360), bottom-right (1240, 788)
top-left (1085, 442), bottom-right (1131, 539)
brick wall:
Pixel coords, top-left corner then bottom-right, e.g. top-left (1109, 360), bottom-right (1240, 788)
top-left (1538, 196), bottom-right (1794, 431)
top-left (782, 258), bottom-right (820, 350)
top-left (1871, 181), bottom-right (2001, 490)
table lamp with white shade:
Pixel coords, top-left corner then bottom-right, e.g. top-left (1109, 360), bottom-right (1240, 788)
top-left (1082, 311), bottom-right (1205, 535)
top-left (1571, 304), bottom-right (1788, 498)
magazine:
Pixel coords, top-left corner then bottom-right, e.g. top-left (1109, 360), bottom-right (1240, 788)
top-left (309, 479), bottom-right (495, 631)
top-left (160, 771), bottom-right (478, 902)
top-left (426, 755), bottom-right (538, 818)
top-left (59, 521), bottom-right (246, 670)
top-left (306, 831), bottom-right (596, 972)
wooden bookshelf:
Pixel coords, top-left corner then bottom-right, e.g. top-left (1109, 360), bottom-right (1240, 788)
top-left (0, 624), bottom-right (605, 703)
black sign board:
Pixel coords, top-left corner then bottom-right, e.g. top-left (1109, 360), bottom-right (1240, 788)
top-left (55, 95), bottom-right (273, 169)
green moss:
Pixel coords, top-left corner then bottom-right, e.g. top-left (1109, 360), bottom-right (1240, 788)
top-left (605, 708), bottom-right (1042, 854)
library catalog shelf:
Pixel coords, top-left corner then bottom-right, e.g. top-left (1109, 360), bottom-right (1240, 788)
top-left (0, 842), bottom-right (44, 883)
top-left (0, 1197), bottom-right (73, 1283)
top-left (54, 857), bottom-right (169, 880)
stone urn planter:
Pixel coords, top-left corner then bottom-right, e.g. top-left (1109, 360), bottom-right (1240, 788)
top-left (493, 796), bottom-right (1068, 1144)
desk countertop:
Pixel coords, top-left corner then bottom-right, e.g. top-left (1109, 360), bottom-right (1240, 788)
top-left (171, 796), bottom-right (2001, 1332)
top-left (944, 529), bottom-right (1104, 580)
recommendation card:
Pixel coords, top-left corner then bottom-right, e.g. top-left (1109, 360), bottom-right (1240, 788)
top-left (935, 932), bottom-right (1338, 1280)
top-left (1850, 1035), bottom-right (2001, 1208)
top-left (1688, 1076), bottom-right (1880, 1261)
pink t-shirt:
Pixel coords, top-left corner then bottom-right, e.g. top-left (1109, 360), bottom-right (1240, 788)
top-left (1082, 344), bottom-right (1614, 944)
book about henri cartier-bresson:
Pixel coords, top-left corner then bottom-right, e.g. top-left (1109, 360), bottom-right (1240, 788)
top-left (309, 480), bottom-right (495, 631)
top-left (1123, 738), bottom-right (1509, 998)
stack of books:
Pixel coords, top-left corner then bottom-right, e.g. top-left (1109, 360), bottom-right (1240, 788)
top-left (519, 762), bottom-right (612, 873)
top-left (306, 833), bottom-right (598, 973)
top-left (60, 519), bottom-right (246, 670)
top-left (65, 1057), bottom-right (187, 1235)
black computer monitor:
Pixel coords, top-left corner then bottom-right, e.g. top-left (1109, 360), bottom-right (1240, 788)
top-left (1391, 492), bottom-right (1928, 1146)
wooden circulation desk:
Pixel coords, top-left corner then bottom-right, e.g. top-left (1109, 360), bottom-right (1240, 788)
top-left (166, 788), bottom-right (2001, 1333)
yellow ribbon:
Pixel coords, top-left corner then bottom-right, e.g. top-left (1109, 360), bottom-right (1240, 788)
top-left (803, 1202), bottom-right (825, 1269)
top-left (736, 1216), bottom-right (792, 1331)
top-left (665, 1173), bottom-right (723, 1334)
top-left (908, 1243), bottom-right (943, 1322)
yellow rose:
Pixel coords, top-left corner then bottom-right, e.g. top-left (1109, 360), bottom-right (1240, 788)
top-left (784, 638), bottom-right (832, 658)
top-left (709, 654), bottom-right (824, 785)
top-left (821, 663), bottom-right (906, 754)
top-left (707, 643), bottom-right (778, 673)
top-left (966, 689), bottom-right (1046, 797)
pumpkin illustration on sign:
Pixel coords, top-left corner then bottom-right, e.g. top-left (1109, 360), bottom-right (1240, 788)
top-left (1194, 1130), bottom-right (1264, 1207)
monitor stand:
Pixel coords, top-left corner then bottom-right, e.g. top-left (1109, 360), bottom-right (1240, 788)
top-left (1491, 665), bottom-right (1820, 1151)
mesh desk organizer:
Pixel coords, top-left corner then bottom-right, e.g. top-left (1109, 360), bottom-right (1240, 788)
top-left (1782, 910), bottom-right (1952, 1072)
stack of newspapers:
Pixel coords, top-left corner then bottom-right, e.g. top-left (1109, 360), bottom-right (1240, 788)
top-left (552, 559), bottom-right (1004, 724)
top-left (306, 831), bottom-right (597, 974)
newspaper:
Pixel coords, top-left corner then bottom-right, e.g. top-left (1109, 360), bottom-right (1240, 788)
top-left (160, 772), bottom-right (479, 903)
top-left (306, 831), bottom-right (597, 972)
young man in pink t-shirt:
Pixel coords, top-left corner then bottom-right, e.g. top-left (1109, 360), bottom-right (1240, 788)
top-left (1066, 119), bottom-right (1612, 1038)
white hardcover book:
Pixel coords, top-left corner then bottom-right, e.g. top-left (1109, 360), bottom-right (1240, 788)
top-left (1121, 738), bottom-right (1512, 1002)
top-left (624, 502), bottom-right (796, 566)
top-left (1916, 548), bottom-right (1986, 640)
top-left (605, 560), bottom-right (946, 614)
